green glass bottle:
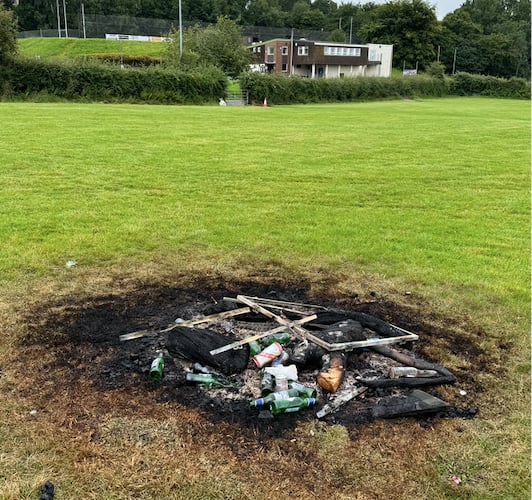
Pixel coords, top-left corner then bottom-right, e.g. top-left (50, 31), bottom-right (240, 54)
top-left (248, 340), bottom-right (263, 357)
top-left (263, 332), bottom-right (291, 346)
top-left (289, 381), bottom-right (317, 399)
top-left (250, 388), bottom-right (300, 407)
top-left (259, 370), bottom-right (275, 396)
top-left (149, 352), bottom-right (164, 381)
top-left (185, 373), bottom-right (230, 388)
top-left (270, 397), bottom-right (316, 415)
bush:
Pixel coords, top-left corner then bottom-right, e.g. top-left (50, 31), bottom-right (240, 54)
top-left (450, 72), bottom-right (530, 99)
top-left (239, 72), bottom-right (449, 104)
top-left (0, 58), bottom-right (226, 104)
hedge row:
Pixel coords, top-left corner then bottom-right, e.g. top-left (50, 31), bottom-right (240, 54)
top-left (239, 72), bottom-right (448, 105)
top-left (450, 72), bottom-right (530, 99)
top-left (1, 58), bottom-right (529, 104)
top-left (239, 71), bottom-right (530, 104)
top-left (0, 58), bottom-right (226, 104)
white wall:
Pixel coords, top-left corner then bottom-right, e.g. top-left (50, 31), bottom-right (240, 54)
top-left (365, 44), bottom-right (394, 77)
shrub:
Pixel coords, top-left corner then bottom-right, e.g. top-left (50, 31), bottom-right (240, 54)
top-left (450, 72), bottom-right (530, 99)
top-left (239, 73), bottom-right (449, 104)
top-left (0, 58), bottom-right (226, 104)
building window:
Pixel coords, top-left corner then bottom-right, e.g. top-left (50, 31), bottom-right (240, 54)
top-left (282, 46), bottom-right (288, 55)
top-left (298, 46), bottom-right (308, 56)
top-left (282, 63), bottom-right (287, 72)
top-left (324, 46), bottom-right (361, 57)
top-left (267, 46), bottom-right (274, 55)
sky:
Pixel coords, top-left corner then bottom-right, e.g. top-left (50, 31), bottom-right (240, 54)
top-left (342, 1), bottom-right (465, 20)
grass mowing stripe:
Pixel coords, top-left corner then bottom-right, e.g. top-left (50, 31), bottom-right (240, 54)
top-left (0, 99), bottom-right (529, 316)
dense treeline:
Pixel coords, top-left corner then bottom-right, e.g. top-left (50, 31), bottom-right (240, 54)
top-left (3, 0), bottom-right (531, 78)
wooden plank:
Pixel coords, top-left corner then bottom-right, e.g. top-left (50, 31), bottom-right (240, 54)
top-left (236, 295), bottom-right (336, 350)
top-left (223, 296), bottom-right (313, 316)
top-left (235, 295), bottom-right (328, 310)
top-left (119, 307), bottom-right (251, 342)
top-left (209, 314), bottom-right (317, 356)
top-left (235, 295), bottom-right (418, 351)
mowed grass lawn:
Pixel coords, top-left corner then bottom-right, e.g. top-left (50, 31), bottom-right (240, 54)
top-left (1, 98), bottom-right (529, 312)
top-left (0, 97), bottom-right (530, 498)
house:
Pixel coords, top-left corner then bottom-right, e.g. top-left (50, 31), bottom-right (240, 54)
top-left (249, 38), bottom-right (393, 78)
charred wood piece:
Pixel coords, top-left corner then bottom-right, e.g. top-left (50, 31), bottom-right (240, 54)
top-left (357, 345), bottom-right (456, 388)
top-left (317, 352), bottom-right (347, 393)
top-left (290, 319), bottom-right (364, 366)
top-left (370, 389), bottom-right (450, 418)
top-left (166, 327), bottom-right (249, 374)
top-left (309, 310), bottom-right (406, 338)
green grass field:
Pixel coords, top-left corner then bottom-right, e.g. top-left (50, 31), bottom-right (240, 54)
top-left (17, 37), bottom-right (166, 60)
top-left (0, 98), bottom-right (530, 498)
top-left (1, 99), bottom-right (529, 310)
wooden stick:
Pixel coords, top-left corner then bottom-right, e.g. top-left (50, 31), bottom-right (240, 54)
top-left (235, 295), bottom-right (328, 310)
top-left (236, 295), bottom-right (418, 351)
top-left (236, 295), bottom-right (333, 350)
top-left (223, 297), bottom-right (312, 316)
top-left (119, 307), bottom-right (251, 342)
top-left (209, 314), bottom-right (317, 356)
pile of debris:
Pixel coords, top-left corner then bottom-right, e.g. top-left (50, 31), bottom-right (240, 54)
top-left (121, 294), bottom-right (462, 421)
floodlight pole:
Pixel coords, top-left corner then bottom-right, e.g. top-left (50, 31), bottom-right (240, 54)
top-left (289, 28), bottom-right (294, 76)
top-left (62, 0), bottom-right (68, 38)
top-left (56, 0), bottom-right (61, 38)
top-left (178, 0), bottom-right (183, 59)
top-left (81, 3), bottom-right (87, 39)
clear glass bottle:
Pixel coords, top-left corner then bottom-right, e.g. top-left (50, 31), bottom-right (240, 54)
top-left (388, 367), bottom-right (438, 379)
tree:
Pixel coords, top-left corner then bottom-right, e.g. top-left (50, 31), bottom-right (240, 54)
top-left (289, 1), bottom-right (325, 30)
top-left (359, 0), bottom-right (438, 70)
top-left (243, 0), bottom-right (286, 27)
top-left (166, 16), bottom-right (252, 77)
top-left (0, 3), bottom-right (17, 62)
top-left (328, 28), bottom-right (345, 42)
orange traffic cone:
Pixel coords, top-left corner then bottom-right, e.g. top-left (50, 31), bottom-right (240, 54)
top-left (263, 97), bottom-right (268, 108)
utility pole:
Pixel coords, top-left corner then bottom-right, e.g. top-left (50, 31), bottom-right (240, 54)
top-left (349, 17), bottom-right (353, 44)
top-left (56, 0), bottom-right (61, 38)
top-left (452, 47), bottom-right (457, 74)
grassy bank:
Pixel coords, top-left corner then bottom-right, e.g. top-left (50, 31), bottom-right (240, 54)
top-left (17, 37), bottom-right (166, 60)
top-left (0, 98), bottom-right (529, 498)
